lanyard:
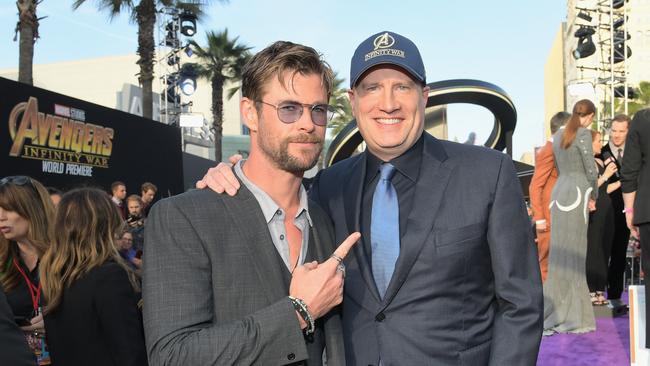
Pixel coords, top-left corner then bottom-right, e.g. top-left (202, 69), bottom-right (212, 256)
top-left (13, 258), bottom-right (41, 314)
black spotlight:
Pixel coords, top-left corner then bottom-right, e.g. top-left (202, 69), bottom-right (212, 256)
top-left (614, 86), bottom-right (637, 99)
top-left (612, 31), bottom-right (632, 63)
top-left (613, 17), bottom-right (625, 30)
top-left (577, 10), bottom-right (592, 22)
top-left (167, 54), bottom-right (180, 66)
top-left (613, 0), bottom-right (625, 9)
top-left (573, 27), bottom-right (596, 60)
top-left (179, 64), bottom-right (198, 96)
top-left (612, 44), bottom-right (632, 63)
top-left (614, 31), bottom-right (631, 43)
top-left (179, 11), bottom-right (197, 37)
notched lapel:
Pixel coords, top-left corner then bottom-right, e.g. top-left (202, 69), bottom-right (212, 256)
top-left (220, 186), bottom-right (289, 304)
top-left (343, 153), bottom-right (382, 303)
top-left (382, 135), bottom-right (453, 306)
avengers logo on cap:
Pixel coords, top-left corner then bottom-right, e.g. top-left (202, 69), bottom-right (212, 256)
top-left (373, 32), bottom-right (395, 50)
top-left (365, 32), bottom-right (405, 61)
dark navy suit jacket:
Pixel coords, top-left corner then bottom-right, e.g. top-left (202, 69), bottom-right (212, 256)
top-left (310, 132), bottom-right (543, 365)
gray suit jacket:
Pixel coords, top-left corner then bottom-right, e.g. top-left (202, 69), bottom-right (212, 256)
top-left (310, 133), bottom-right (543, 365)
top-left (142, 186), bottom-right (344, 365)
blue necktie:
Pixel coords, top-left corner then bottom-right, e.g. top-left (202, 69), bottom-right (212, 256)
top-left (371, 163), bottom-right (400, 299)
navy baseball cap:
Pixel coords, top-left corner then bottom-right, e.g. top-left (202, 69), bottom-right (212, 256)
top-left (349, 31), bottom-right (426, 88)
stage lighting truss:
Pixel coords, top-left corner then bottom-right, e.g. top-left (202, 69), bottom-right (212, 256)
top-left (572, 0), bottom-right (633, 124)
top-left (162, 73), bottom-right (181, 105)
top-left (158, 6), bottom-right (200, 125)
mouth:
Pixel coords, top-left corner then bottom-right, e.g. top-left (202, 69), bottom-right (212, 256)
top-left (375, 117), bottom-right (402, 125)
top-left (289, 135), bottom-right (323, 145)
top-left (0, 227), bottom-right (10, 234)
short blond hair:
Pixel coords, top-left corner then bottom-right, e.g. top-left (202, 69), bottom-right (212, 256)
top-left (241, 41), bottom-right (334, 106)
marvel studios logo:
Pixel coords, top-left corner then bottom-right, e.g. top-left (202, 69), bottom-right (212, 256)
top-left (54, 104), bottom-right (86, 121)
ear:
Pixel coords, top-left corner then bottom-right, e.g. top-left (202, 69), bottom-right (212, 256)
top-left (421, 85), bottom-right (430, 105)
top-left (348, 89), bottom-right (358, 118)
top-left (240, 97), bottom-right (259, 132)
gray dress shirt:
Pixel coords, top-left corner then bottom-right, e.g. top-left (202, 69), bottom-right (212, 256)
top-left (235, 160), bottom-right (311, 271)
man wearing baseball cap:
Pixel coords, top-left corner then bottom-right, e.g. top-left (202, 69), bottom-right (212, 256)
top-left (199, 31), bottom-right (543, 365)
top-left (311, 30), bottom-right (542, 365)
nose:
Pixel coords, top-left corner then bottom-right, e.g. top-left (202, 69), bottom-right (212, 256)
top-left (0, 208), bottom-right (6, 220)
top-left (378, 89), bottom-right (399, 114)
top-left (295, 105), bottom-right (316, 132)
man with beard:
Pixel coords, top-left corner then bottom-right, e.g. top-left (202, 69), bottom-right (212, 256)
top-left (199, 31), bottom-right (542, 365)
top-left (142, 41), bottom-right (358, 365)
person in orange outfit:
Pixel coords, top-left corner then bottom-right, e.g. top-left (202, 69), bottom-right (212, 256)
top-left (529, 112), bottom-right (570, 281)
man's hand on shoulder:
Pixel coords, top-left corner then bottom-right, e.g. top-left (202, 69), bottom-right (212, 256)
top-left (195, 154), bottom-right (243, 196)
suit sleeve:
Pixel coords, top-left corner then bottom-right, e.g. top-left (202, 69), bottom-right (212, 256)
top-left (488, 154), bottom-right (544, 365)
top-left (578, 129), bottom-right (598, 200)
top-left (621, 116), bottom-right (643, 194)
top-left (94, 264), bottom-right (148, 366)
top-left (142, 199), bottom-right (308, 366)
top-left (528, 144), bottom-right (554, 222)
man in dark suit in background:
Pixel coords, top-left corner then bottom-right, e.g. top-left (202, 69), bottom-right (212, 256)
top-left (201, 31), bottom-right (543, 365)
top-left (144, 41), bottom-right (358, 365)
top-left (600, 114), bottom-right (631, 308)
top-left (621, 108), bottom-right (650, 347)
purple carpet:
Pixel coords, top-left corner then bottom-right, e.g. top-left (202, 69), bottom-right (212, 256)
top-left (538, 299), bottom-right (631, 365)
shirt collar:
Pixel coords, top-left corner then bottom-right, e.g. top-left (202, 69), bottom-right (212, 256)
top-left (234, 160), bottom-right (312, 226)
top-left (365, 134), bottom-right (424, 184)
top-left (608, 141), bottom-right (624, 154)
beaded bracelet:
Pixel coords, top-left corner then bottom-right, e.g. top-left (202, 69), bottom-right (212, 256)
top-left (288, 296), bottom-right (315, 335)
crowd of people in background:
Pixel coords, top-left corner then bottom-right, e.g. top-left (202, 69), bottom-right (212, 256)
top-left (0, 177), bottom-right (157, 365)
top-left (530, 99), bottom-right (647, 337)
top-left (1, 29), bottom-right (649, 365)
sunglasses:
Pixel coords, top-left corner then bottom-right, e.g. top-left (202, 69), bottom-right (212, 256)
top-left (0, 176), bottom-right (31, 187)
top-left (258, 100), bottom-right (333, 126)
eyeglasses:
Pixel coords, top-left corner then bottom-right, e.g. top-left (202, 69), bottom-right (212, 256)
top-left (0, 176), bottom-right (31, 187)
top-left (258, 100), bottom-right (332, 126)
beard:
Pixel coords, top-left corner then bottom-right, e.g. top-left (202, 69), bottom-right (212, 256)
top-left (258, 131), bottom-right (324, 174)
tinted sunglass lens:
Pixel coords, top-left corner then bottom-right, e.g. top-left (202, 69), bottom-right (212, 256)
top-left (277, 103), bottom-right (302, 123)
top-left (310, 106), bottom-right (329, 126)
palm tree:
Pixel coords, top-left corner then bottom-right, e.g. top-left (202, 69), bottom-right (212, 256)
top-left (14, 0), bottom-right (44, 85)
top-left (327, 73), bottom-right (353, 136)
top-left (72, 0), bottom-right (209, 120)
top-left (187, 29), bottom-right (251, 162)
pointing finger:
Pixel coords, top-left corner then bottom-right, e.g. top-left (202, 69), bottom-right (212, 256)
top-left (328, 232), bottom-right (360, 266)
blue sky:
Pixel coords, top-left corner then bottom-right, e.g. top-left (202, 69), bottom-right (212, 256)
top-left (0, 1), bottom-right (567, 158)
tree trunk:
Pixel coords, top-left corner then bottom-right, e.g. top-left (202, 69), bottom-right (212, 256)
top-left (135, 0), bottom-right (156, 120)
top-left (212, 75), bottom-right (225, 162)
top-left (16, 0), bottom-right (38, 85)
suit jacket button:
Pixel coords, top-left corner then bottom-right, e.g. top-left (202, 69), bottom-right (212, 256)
top-left (375, 312), bottom-right (386, 322)
top-left (287, 353), bottom-right (295, 360)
